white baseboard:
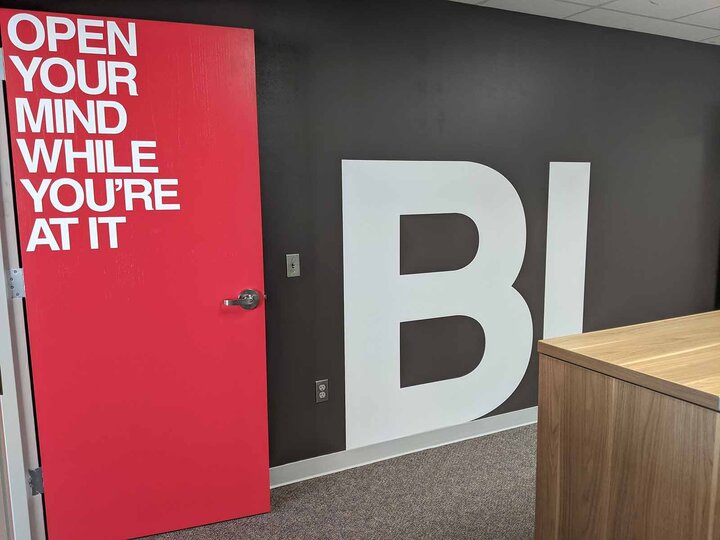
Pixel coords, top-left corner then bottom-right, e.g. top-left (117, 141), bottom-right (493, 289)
top-left (270, 406), bottom-right (538, 488)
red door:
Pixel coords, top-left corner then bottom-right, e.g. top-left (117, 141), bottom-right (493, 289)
top-left (0, 9), bottom-right (269, 539)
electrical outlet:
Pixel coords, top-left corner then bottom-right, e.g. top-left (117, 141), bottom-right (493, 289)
top-left (315, 379), bottom-right (329, 403)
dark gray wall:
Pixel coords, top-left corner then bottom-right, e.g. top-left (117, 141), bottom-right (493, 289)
top-left (4, 0), bottom-right (720, 467)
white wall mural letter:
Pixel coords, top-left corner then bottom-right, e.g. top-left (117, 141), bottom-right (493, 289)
top-left (543, 162), bottom-right (591, 339)
top-left (342, 160), bottom-right (533, 449)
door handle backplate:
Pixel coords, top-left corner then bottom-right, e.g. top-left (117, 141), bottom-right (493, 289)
top-left (224, 289), bottom-right (261, 310)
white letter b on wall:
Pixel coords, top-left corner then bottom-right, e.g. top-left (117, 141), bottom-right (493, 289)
top-left (342, 160), bottom-right (533, 449)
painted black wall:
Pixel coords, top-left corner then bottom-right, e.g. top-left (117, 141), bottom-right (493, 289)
top-left (3, 0), bottom-right (720, 467)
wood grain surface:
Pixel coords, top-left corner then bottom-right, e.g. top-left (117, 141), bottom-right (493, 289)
top-left (536, 354), bottom-right (720, 539)
top-left (539, 311), bottom-right (720, 410)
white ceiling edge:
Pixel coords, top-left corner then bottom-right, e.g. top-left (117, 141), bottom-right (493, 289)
top-left (449, 0), bottom-right (720, 47)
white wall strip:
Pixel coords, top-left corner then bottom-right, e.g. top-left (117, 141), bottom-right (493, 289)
top-left (270, 406), bottom-right (537, 488)
top-left (0, 268), bottom-right (25, 540)
top-left (543, 162), bottom-right (591, 339)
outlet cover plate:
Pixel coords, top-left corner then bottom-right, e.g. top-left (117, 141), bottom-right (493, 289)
top-left (315, 379), bottom-right (328, 403)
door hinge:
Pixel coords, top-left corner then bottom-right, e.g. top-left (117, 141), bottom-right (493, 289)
top-left (28, 467), bottom-right (43, 495)
top-left (0, 48), bottom-right (5, 81)
top-left (7, 268), bottom-right (24, 298)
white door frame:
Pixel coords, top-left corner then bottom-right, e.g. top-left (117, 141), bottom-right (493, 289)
top-left (0, 61), bottom-right (47, 540)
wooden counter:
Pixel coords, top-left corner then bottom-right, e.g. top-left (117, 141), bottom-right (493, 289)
top-left (535, 311), bottom-right (720, 539)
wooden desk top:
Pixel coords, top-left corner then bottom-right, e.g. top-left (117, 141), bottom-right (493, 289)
top-left (539, 311), bottom-right (720, 411)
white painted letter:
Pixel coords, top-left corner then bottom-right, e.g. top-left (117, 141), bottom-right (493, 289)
top-left (9, 56), bottom-right (41, 92)
top-left (8, 14), bottom-right (44, 51)
top-left (342, 161), bottom-right (532, 449)
top-left (47, 17), bottom-right (76, 52)
top-left (20, 178), bottom-right (51, 212)
top-left (543, 162), bottom-right (591, 339)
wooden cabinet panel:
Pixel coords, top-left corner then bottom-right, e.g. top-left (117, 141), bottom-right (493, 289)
top-left (536, 354), bottom-right (720, 539)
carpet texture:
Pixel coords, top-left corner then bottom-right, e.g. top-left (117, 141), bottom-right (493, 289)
top-left (148, 424), bottom-right (537, 540)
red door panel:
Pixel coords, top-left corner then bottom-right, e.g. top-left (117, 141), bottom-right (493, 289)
top-left (0, 9), bottom-right (269, 539)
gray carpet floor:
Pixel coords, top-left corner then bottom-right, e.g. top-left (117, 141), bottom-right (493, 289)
top-left (149, 424), bottom-right (537, 540)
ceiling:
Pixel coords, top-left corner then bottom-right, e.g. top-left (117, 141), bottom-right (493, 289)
top-left (449, 0), bottom-right (720, 46)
